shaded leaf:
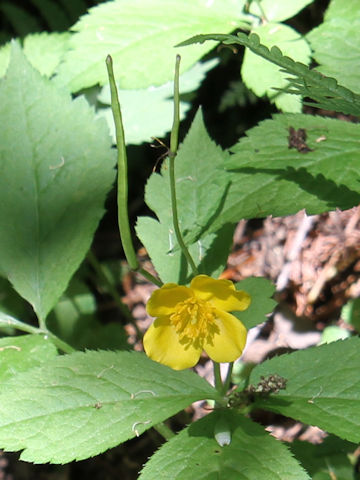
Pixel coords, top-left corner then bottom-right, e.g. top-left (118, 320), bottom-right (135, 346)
top-left (290, 435), bottom-right (357, 480)
top-left (235, 277), bottom-right (276, 329)
top-left (0, 43), bottom-right (116, 321)
top-left (206, 113), bottom-right (360, 234)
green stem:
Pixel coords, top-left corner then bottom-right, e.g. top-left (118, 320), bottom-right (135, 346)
top-left (222, 362), bottom-right (233, 395)
top-left (106, 55), bottom-right (162, 288)
top-left (87, 250), bottom-right (143, 339)
top-left (45, 331), bottom-right (75, 354)
top-left (153, 422), bottom-right (175, 441)
top-left (213, 361), bottom-right (223, 395)
top-left (168, 55), bottom-right (198, 276)
top-left (0, 312), bottom-right (74, 353)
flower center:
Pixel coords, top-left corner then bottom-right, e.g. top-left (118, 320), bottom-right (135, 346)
top-left (169, 297), bottom-right (218, 349)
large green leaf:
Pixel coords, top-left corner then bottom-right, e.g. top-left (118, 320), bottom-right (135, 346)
top-left (140, 411), bottom-right (310, 479)
top-left (55, 0), bottom-right (250, 92)
top-left (242, 23), bottom-right (311, 111)
top-left (249, 337), bottom-right (360, 443)
top-left (98, 59), bottom-right (217, 145)
top-left (0, 43), bottom-right (116, 321)
top-left (0, 350), bottom-right (219, 463)
top-left (136, 110), bottom-right (232, 283)
top-left (307, 12), bottom-right (360, 94)
top-left (206, 113), bottom-right (360, 234)
top-left (0, 334), bottom-right (57, 382)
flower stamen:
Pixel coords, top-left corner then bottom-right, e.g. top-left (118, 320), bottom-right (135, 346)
top-left (169, 297), bottom-right (217, 348)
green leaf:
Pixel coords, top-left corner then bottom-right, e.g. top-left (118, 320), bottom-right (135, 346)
top-left (235, 277), bottom-right (276, 329)
top-left (248, 0), bottom-right (314, 22)
top-left (319, 325), bottom-right (351, 344)
top-left (136, 109), bottom-right (232, 283)
top-left (0, 43), bottom-right (116, 321)
top-left (178, 32), bottom-right (360, 116)
top-left (206, 113), bottom-right (360, 233)
top-left (0, 350), bottom-right (219, 463)
top-left (0, 33), bottom-right (70, 79)
top-left (323, 0), bottom-right (360, 22)
top-left (249, 337), bottom-right (360, 443)
top-left (341, 298), bottom-right (360, 332)
top-left (139, 411), bottom-right (310, 479)
top-left (23, 32), bottom-right (71, 78)
top-left (307, 16), bottom-right (360, 94)
top-left (97, 59), bottom-right (217, 145)
top-left (0, 334), bottom-right (58, 382)
top-left (242, 23), bottom-right (311, 111)
top-left (289, 435), bottom-right (357, 480)
top-left (54, 0), bottom-right (250, 92)
top-left (0, 42), bottom-right (11, 78)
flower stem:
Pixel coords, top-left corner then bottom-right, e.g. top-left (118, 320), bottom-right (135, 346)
top-left (168, 55), bottom-right (198, 276)
top-left (0, 312), bottom-right (75, 353)
top-left (105, 55), bottom-right (163, 288)
top-left (213, 361), bottom-right (224, 395)
top-left (222, 362), bottom-right (234, 395)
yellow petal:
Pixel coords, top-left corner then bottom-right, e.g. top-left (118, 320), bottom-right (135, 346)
top-left (203, 309), bottom-right (247, 363)
top-left (143, 317), bottom-right (201, 370)
top-left (146, 284), bottom-right (192, 317)
top-left (190, 275), bottom-right (251, 312)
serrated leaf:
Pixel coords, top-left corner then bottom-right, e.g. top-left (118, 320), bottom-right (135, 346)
top-left (136, 109), bottom-right (232, 282)
top-left (307, 16), bottom-right (360, 94)
top-left (178, 32), bottom-right (360, 116)
top-left (0, 42), bottom-right (10, 77)
top-left (54, 0), bottom-right (250, 92)
top-left (242, 23), bottom-right (311, 111)
top-left (0, 334), bottom-right (58, 382)
top-left (249, 0), bottom-right (314, 22)
top-left (249, 337), bottom-right (360, 443)
top-left (140, 411), bottom-right (310, 479)
top-left (205, 113), bottom-right (360, 233)
top-left (23, 32), bottom-right (71, 77)
top-left (235, 277), bottom-right (276, 329)
top-left (0, 33), bottom-right (70, 79)
top-left (97, 59), bottom-right (217, 145)
top-left (289, 435), bottom-right (357, 480)
top-left (0, 350), bottom-right (219, 463)
top-left (0, 43), bottom-right (116, 321)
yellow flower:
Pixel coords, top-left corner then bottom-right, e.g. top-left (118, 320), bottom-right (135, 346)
top-left (143, 274), bottom-right (251, 370)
